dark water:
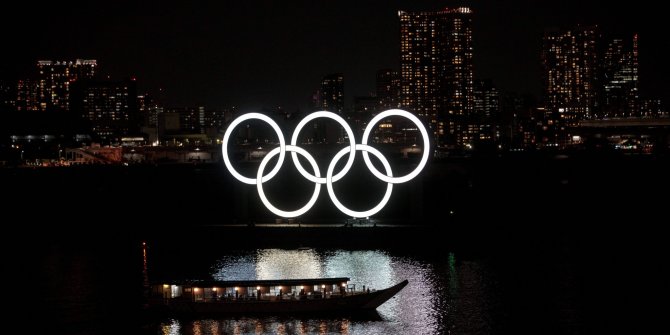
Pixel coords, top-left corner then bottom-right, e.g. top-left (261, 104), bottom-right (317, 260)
top-left (159, 248), bottom-right (482, 334)
top-left (15, 231), bottom-right (666, 335)
top-left (5, 153), bottom-right (669, 334)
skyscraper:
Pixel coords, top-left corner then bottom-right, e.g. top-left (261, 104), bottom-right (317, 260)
top-left (0, 81), bottom-right (15, 112)
top-left (602, 35), bottom-right (639, 118)
top-left (376, 69), bottom-right (400, 110)
top-left (70, 78), bottom-right (138, 140)
top-left (138, 93), bottom-right (160, 129)
top-left (542, 26), bottom-right (598, 124)
top-left (15, 79), bottom-right (39, 111)
top-left (473, 80), bottom-right (499, 143)
top-left (398, 7), bottom-right (474, 146)
top-left (304, 73), bottom-right (346, 143)
top-left (36, 59), bottom-right (97, 111)
top-left (319, 73), bottom-right (344, 114)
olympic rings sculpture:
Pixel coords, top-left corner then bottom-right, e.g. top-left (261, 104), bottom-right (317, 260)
top-left (222, 109), bottom-right (430, 218)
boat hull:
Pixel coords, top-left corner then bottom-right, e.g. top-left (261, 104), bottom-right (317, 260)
top-left (152, 280), bottom-right (408, 315)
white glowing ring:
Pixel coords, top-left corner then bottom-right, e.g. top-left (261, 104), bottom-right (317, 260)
top-left (222, 109), bottom-right (430, 218)
top-left (257, 146), bottom-right (321, 218)
top-left (361, 109), bottom-right (430, 184)
top-left (222, 113), bottom-right (286, 185)
top-left (326, 144), bottom-right (393, 218)
top-left (290, 111), bottom-right (356, 183)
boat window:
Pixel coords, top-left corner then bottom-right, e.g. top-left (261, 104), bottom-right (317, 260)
top-left (193, 288), bottom-right (203, 301)
top-left (270, 286), bottom-right (282, 296)
top-left (204, 288), bottom-right (215, 299)
top-left (171, 285), bottom-right (182, 298)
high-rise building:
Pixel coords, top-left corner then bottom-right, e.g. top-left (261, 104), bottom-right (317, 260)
top-left (202, 108), bottom-right (225, 131)
top-left (15, 79), bottom-right (40, 111)
top-left (500, 93), bottom-right (538, 149)
top-left (310, 73), bottom-right (345, 143)
top-left (138, 93), bottom-right (161, 128)
top-left (640, 98), bottom-right (666, 118)
top-left (319, 73), bottom-right (344, 114)
top-left (353, 96), bottom-right (378, 114)
top-left (472, 80), bottom-right (499, 143)
top-left (36, 59), bottom-right (97, 111)
top-left (70, 79), bottom-right (138, 140)
top-left (398, 7), bottom-right (474, 146)
top-left (311, 90), bottom-right (321, 110)
top-left (0, 81), bottom-right (15, 111)
top-left (376, 69), bottom-right (401, 110)
top-left (170, 107), bottom-right (207, 134)
top-left (602, 35), bottom-right (639, 118)
top-left (542, 26), bottom-right (598, 124)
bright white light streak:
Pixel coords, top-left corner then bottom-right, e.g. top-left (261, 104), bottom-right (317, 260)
top-left (222, 113), bottom-right (285, 184)
top-left (326, 144), bottom-right (393, 218)
top-left (361, 109), bottom-right (430, 183)
top-left (222, 110), bottom-right (430, 218)
top-left (257, 146), bottom-right (321, 218)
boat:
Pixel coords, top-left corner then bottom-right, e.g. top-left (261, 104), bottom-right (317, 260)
top-left (148, 277), bottom-right (408, 314)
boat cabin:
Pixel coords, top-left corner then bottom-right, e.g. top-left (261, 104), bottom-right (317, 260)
top-left (151, 277), bottom-right (353, 302)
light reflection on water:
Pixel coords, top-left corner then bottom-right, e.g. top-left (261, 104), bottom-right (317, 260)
top-left (162, 318), bottom-right (352, 335)
top-left (162, 249), bottom-right (490, 335)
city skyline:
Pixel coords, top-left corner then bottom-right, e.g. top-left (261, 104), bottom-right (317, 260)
top-left (0, 1), bottom-right (666, 111)
top-left (2, 3), bottom-right (668, 334)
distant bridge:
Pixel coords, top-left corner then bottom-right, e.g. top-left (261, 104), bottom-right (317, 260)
top-left (572, 117), bottom-right (670, 148)
top-left (578, 117), bottom-right (670, 128)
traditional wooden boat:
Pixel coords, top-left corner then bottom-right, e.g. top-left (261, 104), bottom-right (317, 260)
top-left (148, 277), bottom-right (408, 314)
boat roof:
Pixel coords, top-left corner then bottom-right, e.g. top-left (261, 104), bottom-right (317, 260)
top-left (155, 277), bottom-right (351, 287)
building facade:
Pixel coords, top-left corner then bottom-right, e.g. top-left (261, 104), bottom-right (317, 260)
top-left (542, 26), bottom-right (598, 124)
top-left (376, 69), bottom-right (401, 110)
top-left (70, 79), bottom-right (138, 141)
top-left (319, 73), bottom-right (344, 114)
top-left (36, 59), bottom-right (97, 111)
top-left (398, 7), bottom-right (474, 147)
top-left (602, 35), bottom-right (639, 118)
top-left (15, 79), bottom-right (40, 111)
top-left (472, 80), bottom-right (499, 144)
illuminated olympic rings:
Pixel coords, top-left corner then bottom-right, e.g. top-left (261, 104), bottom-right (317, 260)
top-left (222, 109), bottom-right (430, 218)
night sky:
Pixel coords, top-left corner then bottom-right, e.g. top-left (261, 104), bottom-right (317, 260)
top-left (1, 1), bottom-right (666, 111)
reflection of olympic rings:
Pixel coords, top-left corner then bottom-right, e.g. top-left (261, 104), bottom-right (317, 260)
top-left (222, 109), bottom-right (430, 218)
